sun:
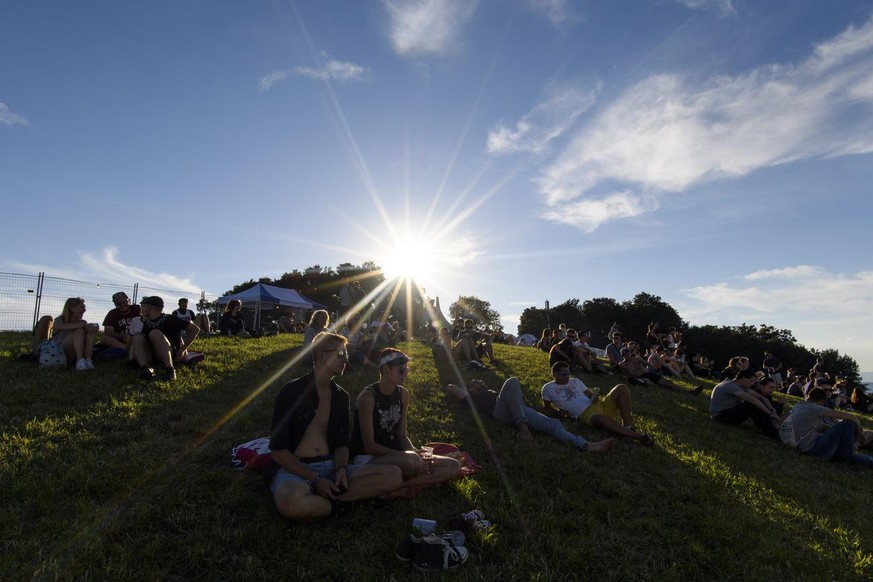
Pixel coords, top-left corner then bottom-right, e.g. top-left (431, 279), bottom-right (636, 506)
top-left (379, 234), bottom-right (438, 286)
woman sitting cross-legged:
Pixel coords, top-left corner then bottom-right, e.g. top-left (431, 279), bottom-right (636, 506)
top-left (51, 297), bottom-right (99, 371)
top-left (349, 348), bottom-right (460, 489)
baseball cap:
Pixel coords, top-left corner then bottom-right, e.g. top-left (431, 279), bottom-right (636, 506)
top-left (140, 296), bottom-right (164, 309)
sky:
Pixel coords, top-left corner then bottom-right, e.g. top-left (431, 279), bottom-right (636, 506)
top-left (2, 0), bottom-right (873, 375)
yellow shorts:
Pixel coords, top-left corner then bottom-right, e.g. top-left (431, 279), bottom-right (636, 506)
top-left (580, 396), bottom-right (619, 426)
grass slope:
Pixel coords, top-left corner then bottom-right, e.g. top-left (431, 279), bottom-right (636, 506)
top-left (1, 332), bottom-right (872, 580)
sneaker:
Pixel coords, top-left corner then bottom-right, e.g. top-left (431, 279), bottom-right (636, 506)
top-left (691, 384), bottom-right (704, 395)
top-left (75, 359), bottom-right (90, 371)
top-left (138, 366), bottom-right (155, 380)
top-left (185, 352), bottom-right (205, 365)
top-left (396, 533), bottom-right (422, 562)
top-left (638, 433), bottom-right (655, 447)
top-left (161, 366), bottom-right (176, 381)
top-left (85, 359), bottom-right (96, 370)
top-left (413, 534), bottom-right (468, 571)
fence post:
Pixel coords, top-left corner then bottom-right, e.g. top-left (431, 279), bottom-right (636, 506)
top-left (133, 283), bottom-right (139, 304)
top-left (32, 272), bottom-right (45, 328)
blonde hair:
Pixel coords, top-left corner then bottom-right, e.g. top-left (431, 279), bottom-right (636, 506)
top-left (59, 297), bottom-right (85, 323)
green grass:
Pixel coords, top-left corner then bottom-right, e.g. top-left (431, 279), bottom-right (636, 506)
top-left (2, 331), bottom-right (872, 580)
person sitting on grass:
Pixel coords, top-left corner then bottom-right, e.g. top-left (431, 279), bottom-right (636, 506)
top-left (269, 333), bottom-right (402, 520)
top-left (349, 348), bottom-right (461, 490)
top-left (618, 348), bottom-right (703, 394)
top-left (751, 376), bottom-right (785, 416)
top-left (541, 361), bottom-right (655, 446)
top-left (647, 346), bottom-right (681, 378)
top-left (340, 312), bottom-right (378, 370)
top-left (100, 291), bottom-right (141, 353)
top-left (130, 296), bottom-right (199, 381)
top-left (709, 369), bottom-right (780, 438)
top-left (220, 299), bottom-right (250, 337)
top-left (443, 377), bottom-right (614, 453)
top-left (850, 386), bottom-right (873, 413)
top-left (302, 309), bottom-right (329, 350)
top-left (782, 387), bottom-right (873, 469)
top-left (567, 330), bottom-right (613, 375)
top-left (50, 297), bottom-right (99, 370)
top-left (454, 319), bottom-right (497, 366)
top-left (604, 331), bottom-right (624, 372)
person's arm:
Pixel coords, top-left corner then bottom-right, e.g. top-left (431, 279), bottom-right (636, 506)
top-left (332, 446), bottom-right (350, 490)
top-left (821, 408), bottom-right (863, 428)
top-left (397, 388), bottom-right (415, 450)
top-left (52, 318), bottom-right (88, 331)
top-left (271, 448), bottom-right (338, 500)
top-left (356, 390), bottom-right (403, 457)
top-left (443, 383), bottom-right (469, 402)
top-left (735, 390), bottom-right (780, 418)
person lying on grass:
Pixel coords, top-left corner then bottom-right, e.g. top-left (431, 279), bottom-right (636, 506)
top-left (709, 369), bottom-right (780, 438)
top-left (349, 348), bottom-right (461, 488)
top-left (443, 377), bottom-right (614, 453)
top-left (269, 333), bottom-right (402, 520)
top-left (618, 347), bottom-right (704, 395)
top-left (783, 387), bottom-right (873, 469)
top-left (541, 361), bottom-right (655, 447)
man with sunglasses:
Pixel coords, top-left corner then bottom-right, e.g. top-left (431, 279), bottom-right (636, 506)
top-left (269, 333), bottom-right (402, 520)
top-left (100, 291), bottom-right (141, 351)
top-left (443, 377), bottom-right (614, 453)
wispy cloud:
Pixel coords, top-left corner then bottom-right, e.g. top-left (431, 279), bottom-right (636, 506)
top-left (0, 103), bottom-right (28, 126)
top-left (682, 266), bottom-right (873, 319)
top-left (541, 190), bottom-right (658, 233)
top-left (538, 15), bottom-right (873, 230)
top-left (487, 84), bottom-right (601, 154)
top-left (259, 60), bottom-right (369, 91)
top-left (1, 248), bottom-right (205, 294)
top-left (674, 0), bottom-right (736, 16)
top-left (384, 0), bottom-right (477, 56)
top-left (527, 0), bottom-right (577, 26)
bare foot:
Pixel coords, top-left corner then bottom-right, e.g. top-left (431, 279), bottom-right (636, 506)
top-left (585, 438), bottom-right (615, 453)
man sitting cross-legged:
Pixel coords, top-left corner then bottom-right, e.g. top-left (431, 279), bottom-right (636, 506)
top-left (541, 361), bottom-right (655, 446)
top-left (269, 333), bottom-right (403, 520)
top-left (443, 377), bottom-right (614, 453)
top-left (349, 348), bottom-right (461, 488)
top-left (100, 291), bottom-right (141, 352)
top-left (618, 347), bottom-right (703, 395)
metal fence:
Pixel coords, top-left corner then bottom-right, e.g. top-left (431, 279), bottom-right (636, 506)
top-left (0, 272), bottom-right (219, 330)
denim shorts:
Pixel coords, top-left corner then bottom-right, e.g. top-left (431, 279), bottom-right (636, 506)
top-left (270, 458), bottom-right (364, 494)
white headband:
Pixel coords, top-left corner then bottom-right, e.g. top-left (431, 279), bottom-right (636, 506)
top-left (379, 351), bottom-right (409, 367)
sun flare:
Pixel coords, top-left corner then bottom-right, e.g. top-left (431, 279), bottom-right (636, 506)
top-left (379, 234), bottom-right (438, 286)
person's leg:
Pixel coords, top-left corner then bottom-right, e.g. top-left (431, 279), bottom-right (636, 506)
top-left (83, 328), bottom-right (96, 360)
top-left (341, 464), bottom-right (403, 501)
top-left (130, 334), bottom-right (153, 367)
top-left (366, 451), bottom-right (426, 480)
top-left (148, 330), bottom-right (173, 368)
top-left (62, 328), bottom-right (86, 362)
top-left (808, 420), bottom-right (856, 461)
top-left (32, 316), bottom-right (53, 354)
top-left (742, 403), bottom-right (779, 438)
top-left (521, 405), bottom-right (614, 452)
top-left (273, 477), bottom-right (332, 519)
top-left (492, 377), bottom-right (528, 427)
top-left (572, 346), bottom-right (593, 371)
top-left (481, 337), bottom-right (495, 362)
top-left (606, 384), bottom-right (635, 429)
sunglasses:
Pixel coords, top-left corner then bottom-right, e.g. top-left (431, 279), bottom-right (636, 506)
top-left (323, 348), bottom-right (349, 360)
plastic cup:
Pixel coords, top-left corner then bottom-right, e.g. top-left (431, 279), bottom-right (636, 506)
top-left (412, 518), bottom-right (437, 535)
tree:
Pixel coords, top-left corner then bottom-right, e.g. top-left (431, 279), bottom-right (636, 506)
top-left (621, 292), bottom-right (684, 344)
top-left (578, 297), bottom-right (623, 347)
top-left (449, 295), bottom-right (502, 332)
top-left (518, 305), bottom-right (548, 337)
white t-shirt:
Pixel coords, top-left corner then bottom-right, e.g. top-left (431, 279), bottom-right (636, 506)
top-left (541, 377), bottom-right (592, 419)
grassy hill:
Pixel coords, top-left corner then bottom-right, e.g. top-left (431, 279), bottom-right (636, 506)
top-left (2, 332), bottom-right (872, 580)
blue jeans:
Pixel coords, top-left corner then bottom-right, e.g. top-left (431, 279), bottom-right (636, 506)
top-left (807, 420), bottom-right (873, 468)
top-left (491, 377), bottom-right (589, 450)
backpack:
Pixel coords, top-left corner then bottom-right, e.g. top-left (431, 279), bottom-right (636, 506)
top-left (38, 340), bottom-right (67, 368)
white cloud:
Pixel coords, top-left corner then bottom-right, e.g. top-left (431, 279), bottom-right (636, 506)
top-left (674, 0), bottom-right (736, 16)
top-left (2, 248), bottom-right (204, 294)
top-left (487, 84), bottom-right (601, 154)
top-left (260, 60), bottom-right (369, 91)
top-left (537, 15), bottom-right (873, 230)
top-left (292, 60), bottom-right (370, 82)
top-left (527, 0), bottom-right (576, 26)
top-left (384, 0), bottom-right (477, 56)
top-left (0, 103), bottom-right (28, 126)
top-left (682, 266), bottom-right (873, 319)
top-left (541, 191), bottom-right (658, 233)
top-left (259, 71), bottom-right (290, 92)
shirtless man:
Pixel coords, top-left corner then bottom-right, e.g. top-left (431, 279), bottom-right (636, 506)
top-left (619, 348), bottom-right (703, 395)
top-left (269, 333), bottom-right (402, 520)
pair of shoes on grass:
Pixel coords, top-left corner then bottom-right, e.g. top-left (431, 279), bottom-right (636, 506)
top-left (397, 532), bottom-right (468, 571)
top-left (75, 358), bottom-right (95, 371)
top-left (138, 365), bottom-right (175, 381)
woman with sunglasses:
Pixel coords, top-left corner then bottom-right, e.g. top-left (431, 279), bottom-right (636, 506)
top-left (350, 348), bottom-right (460, 489)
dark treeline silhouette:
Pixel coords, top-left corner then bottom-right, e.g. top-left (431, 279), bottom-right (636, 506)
top-left (518, 292), bottom-right (861, 385)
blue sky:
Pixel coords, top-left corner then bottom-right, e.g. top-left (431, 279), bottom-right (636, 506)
top-left (2, 0), bottom-right (873, 374)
